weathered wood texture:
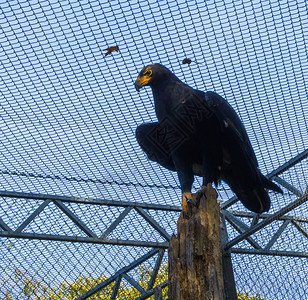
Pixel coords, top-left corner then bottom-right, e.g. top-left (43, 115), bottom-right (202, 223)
top-left (168, 184), bottom-right (224, 300)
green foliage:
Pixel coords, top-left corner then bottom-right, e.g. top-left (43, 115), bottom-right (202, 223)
top-left (3, 261), bottom-right (261, 300)
top-left (21, 276), bottom-right (113, 299)
top-left (3, 263), bottom-right (167, 299)
top-left (237, 291), bottom-right (265, 300)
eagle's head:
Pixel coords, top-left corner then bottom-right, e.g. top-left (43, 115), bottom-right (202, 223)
top-left (134, 64), bottom-right (174, 92)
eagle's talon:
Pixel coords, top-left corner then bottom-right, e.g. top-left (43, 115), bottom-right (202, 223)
top-left (195, 186), bottom-right (207, 205)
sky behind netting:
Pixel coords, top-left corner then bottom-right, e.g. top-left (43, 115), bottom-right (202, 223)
top-left (1, 0), bottom-right (307, 205)
top-left (0, 0), bottom-right (307, 299)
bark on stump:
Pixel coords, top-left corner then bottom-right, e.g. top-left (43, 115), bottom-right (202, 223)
top-left (168, 184), bottom-right (224, 300)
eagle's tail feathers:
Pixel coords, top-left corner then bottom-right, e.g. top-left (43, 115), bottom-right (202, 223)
top-left (237, 188), bottom-right (270, 213)
top-left (261, 175), bottom-right (283, 194)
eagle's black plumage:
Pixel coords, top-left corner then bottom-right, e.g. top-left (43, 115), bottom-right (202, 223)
top-left (135, 64), bottom-right (283, 213)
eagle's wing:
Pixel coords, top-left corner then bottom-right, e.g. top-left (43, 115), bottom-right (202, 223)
top-left (204, 91), bottom-right (282, 213)
top-left (135, 122), bottom-right (176, 172)
top-left (204, 91), bottom-right (258, 169)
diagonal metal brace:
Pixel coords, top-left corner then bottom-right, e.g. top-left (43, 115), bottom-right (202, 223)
top-left (147, 249), bottom-right (165, 290)
top-left (272, 176), bottom-right (302, 197)
top-left (225, 192), bottom-right (308, 250)
top-left (76, 248), bottom-right (160, 300)
top-left (264, 220), bottom-right (291, 250)
top-left (53, 200), bottom-right (97, 238)
top-left (100, 207), bottom-right (132, 239)
top-left (292, 220), bottom-right (308, 239)
top-left (136, 280), bottom-right (169, 300)
top-left (0, 216), bottom-right (11, 231)
top-left (223, 211), bottom-right (262, 249)
top-left (135, 207), bottom-right (171, 241)
top-left (110, 275), bottom-right (122, 300)
top-left (15, 200), bottom-right (52, 233)
top-left (122, 273), bottom-right (146, 294)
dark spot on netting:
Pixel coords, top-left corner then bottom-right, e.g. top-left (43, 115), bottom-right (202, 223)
top-left (182, 58), bottom-right (192, 65)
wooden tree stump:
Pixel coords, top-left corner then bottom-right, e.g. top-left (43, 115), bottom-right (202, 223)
top-left (168, 184), bottom-right (224, 300)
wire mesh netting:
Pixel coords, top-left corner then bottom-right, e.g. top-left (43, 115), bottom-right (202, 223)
top-left (0, 0), bottom-right (307, 299)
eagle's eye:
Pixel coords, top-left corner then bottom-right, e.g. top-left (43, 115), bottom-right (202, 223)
top-left (144, 70), bottom-right (152, 76)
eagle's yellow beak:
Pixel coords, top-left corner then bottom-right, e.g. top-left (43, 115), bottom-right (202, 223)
top-left (134, 76), bottom-right (150, 92)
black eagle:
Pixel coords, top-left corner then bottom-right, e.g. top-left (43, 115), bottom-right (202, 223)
top-left (135, 64), bottom-right (282, 213)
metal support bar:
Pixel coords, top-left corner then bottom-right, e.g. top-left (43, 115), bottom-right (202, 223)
top-left (221, 149), bottom-right (308, 209)
top-left (264, 220), bottom-right (291, 250)
top-left (231, 248), bottom-right (308, 258)
top-left (136, 280), bottom-right (168, 300)
top-left (53, 200), bottom-right (97, 238)
top-left (154, 286), bottom-right (163, 300)
top-left (0, 231), bottom-right (169, 248)
top-left (266, 149), bottom-right (308, 178)
top-left (0, 216), bottom-right (11, 231)
top-left (76, 248), bottom-right (160, 300)
top-left (110, 276), bottom-right (122, 300)
top-left (220, 195), bottom-right (237, 210)
top-left (122, 273), bottom-right (146, 294)
top-left (250, 213), bottom-right (260, 227)
top-left (100, 207), bottom-right (132, 239)
top-left (228, 210), bottom-right (308, 223)
top-left (135, 207), bottom-right (171, 241)
top-left (292, 220), bottom-right (308, 239)
top-left (224, 211), bottom-right (262, 249)
top-left (0, 190), bottom-right (181, 212)
top-left (147, 249), bottom-right (165, 290)
top-left (220, 214), bottom-right (237, 300)
top-left (225, 192), bottom-right (308, 250)
top-left (15, 200), bottom-right (51, 233)
top-left (272, 176), bottom-right (302, 197)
